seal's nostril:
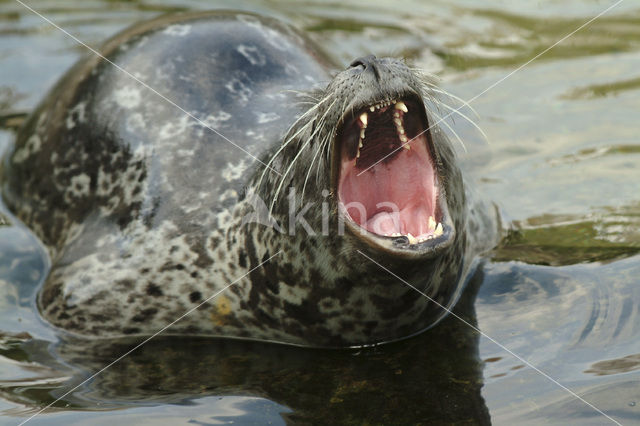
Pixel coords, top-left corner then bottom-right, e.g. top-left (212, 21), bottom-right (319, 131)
top-left (349, 54), bottom-right (380, 81)
top-left (350, 54), bottom-right (377, 69)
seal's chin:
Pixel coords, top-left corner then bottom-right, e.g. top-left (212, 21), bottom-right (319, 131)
top-left (336, 97), bottom-right (453, 257)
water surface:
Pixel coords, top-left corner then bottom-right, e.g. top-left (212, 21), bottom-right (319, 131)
top-left (1, 0), bottom-right (639, 424)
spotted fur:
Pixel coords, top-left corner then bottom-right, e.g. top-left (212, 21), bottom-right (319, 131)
top-left (0, 11), bottom-right (497, 347)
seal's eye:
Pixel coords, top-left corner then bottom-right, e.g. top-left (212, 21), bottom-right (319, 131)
top-left (336, 97), bottom-right (443, 244)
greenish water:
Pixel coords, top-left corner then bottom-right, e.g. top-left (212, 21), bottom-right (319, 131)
top-left (1, 0), bottom-right (639, 424)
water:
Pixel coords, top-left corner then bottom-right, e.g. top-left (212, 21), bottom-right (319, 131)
top-left (1, 0), bottom-right (639, 424)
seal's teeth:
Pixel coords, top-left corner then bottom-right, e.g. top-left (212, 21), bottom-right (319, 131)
top-left (395, 101), bottom-right (408, 113)
top-left (360, 128), bottom-right (365, 140)
top-left (393, 118), bottom-right (402, 126)
top-left (434, 223), bottom-right (443, 237)
top-left (358, 140), bottom-right (363, 148)
top-left (407, 233), bottom-right (417, 244)
top-left (392, 99), bottom-right (397, 104)
top-left (403, 143), bottom-right (411, 150)
top-left (428, 216), bottom-right (436, 231)
top-left (360, 112), bottom-right (368, 127)
top-left (390, 232), bottom-right (401, 237)
top-left (369, 106), bottom-right (375, 112)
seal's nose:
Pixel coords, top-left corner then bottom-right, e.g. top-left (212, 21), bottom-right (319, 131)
top-left (349, 54), bottom-right (380, 81)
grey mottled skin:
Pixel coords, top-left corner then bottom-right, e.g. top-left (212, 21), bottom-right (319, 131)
top-left (0, 11), bottom-right (497, 347)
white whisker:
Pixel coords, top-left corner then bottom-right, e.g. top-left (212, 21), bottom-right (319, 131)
top-left (430, 109), bottom-right (467, 153)
top-left (427, 88), bottom-right (479, 119)
top-left (269, 99), bottom-right (337, 213)
top-left (254, 94), bottom-right (334, 193)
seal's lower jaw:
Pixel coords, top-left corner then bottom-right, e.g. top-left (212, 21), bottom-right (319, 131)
top-left (336, 97), bottom-right (454, 258)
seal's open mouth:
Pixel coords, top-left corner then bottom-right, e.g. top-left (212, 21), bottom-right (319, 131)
top-left (336, 96), bottom-right (449, 253)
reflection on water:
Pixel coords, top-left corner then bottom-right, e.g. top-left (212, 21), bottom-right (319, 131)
top-left (1, 0), bottom-right (639, 424)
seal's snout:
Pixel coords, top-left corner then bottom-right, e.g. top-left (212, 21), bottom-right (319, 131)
top-left (349, 54), bottom-right (380, 81)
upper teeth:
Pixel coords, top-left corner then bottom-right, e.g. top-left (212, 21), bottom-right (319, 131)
top-left (395, 101), bottom-right (408, 113)
top-left (356, 112), bottom-right (369, 160)
top-left (356, 99), bottom-right (412, 162)
top-left (359, 112), bottom-right (368, 126)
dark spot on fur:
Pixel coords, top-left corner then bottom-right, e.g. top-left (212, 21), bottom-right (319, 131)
top-left (265, 279), bottom-right (279, 294)
top-left (238, 250), bottom-right (247, 268)
top-left (189, 291), bottom-right (202, 303)
top-left (90, 314), bottom-right (110, 322)
top-left (132, 308), bottom-right (158, 322)
top-left (146, 282), bottom-right (163, 297)
top-left (210, 236), bottom-right (221, 250)
top-left (283, 300), bottom-right (323, 326)
top-left (123, 327), bottom-right (140, 335)
top-left (115, 279), bottom-right (134, 289)
top-left (40, 282), bottom-right (61, 307)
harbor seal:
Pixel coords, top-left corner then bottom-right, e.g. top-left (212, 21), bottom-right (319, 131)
top-left (0, 11), bottom-right (496, 347)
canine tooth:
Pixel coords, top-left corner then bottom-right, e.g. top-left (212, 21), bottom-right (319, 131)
top-left (360, 112), bottom-right (368, 126)
top-left (434, 223), bottom-right (443, 237)
top-left (407, 233), bottom-right (417, 244)
top-left (395, 101), bottom-right (408, 113)
top-left (428, 216), bottom-right (436, 231)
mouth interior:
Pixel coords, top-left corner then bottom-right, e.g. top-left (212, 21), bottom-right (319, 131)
top-left (337, 98), bottom-right (442, 244)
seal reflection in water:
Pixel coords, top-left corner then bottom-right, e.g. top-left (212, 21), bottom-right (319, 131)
top-left (0, 11), bottom-right (496, 347)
